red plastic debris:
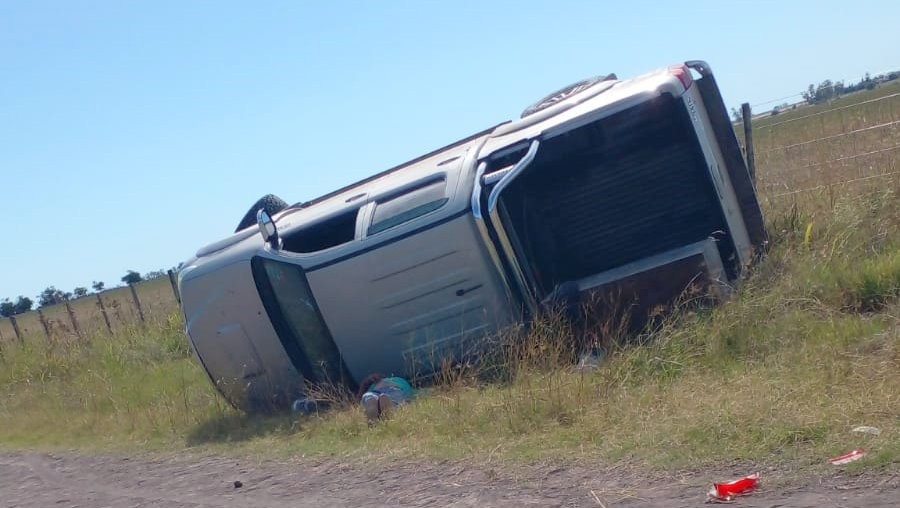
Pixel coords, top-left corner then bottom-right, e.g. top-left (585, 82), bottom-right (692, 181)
top-left (828, 449), bottom-right (866, 465)
top-left (707, 472), bottom-right (760, 502)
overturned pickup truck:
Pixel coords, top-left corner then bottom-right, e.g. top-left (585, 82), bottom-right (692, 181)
top-left (178, 60), bottom-right (766, 411)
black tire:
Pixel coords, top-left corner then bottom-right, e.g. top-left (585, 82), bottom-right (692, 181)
top-left (235, 194), bottom-right (289, 233)
top-left (520, 73), bottom-right (617, 118)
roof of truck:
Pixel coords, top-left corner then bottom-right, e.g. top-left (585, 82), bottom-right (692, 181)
top-left (279, 66), bottom-right (683, 222)
top-left (287, 122), bottom-right (506, 211)
top-left (195, 64), bottom-right (687, 259)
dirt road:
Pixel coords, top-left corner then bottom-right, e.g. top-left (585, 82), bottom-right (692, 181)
top-left (0, 451), bottom-right (896, 507)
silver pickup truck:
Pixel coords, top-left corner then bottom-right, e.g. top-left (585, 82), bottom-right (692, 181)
top-left (178, 60), bottom-right (766, 412)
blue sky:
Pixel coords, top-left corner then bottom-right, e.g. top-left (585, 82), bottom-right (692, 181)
top-left (1, 0), bottom-right (898, 301)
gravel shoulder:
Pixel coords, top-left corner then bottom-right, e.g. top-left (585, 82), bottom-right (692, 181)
top-left (0, 451), bottom-right (897, 507)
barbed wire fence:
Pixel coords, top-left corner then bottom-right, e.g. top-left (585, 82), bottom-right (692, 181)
top-left (0, 271), bottom-right (181, 347)
top-left (747, 87), bottom-right (900, 203)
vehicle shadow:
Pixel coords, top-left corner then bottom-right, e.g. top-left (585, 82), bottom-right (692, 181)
top-left (185, 412), bottom-right (300, 446)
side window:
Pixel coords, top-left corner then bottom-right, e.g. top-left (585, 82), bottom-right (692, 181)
top-left (368, 179), bottom-right (448, 236)
top-left (281, 209), bottom-right (359, 253)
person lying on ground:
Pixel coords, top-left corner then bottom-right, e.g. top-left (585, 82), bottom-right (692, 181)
top-left (357, 374), bottom-right (415, 422)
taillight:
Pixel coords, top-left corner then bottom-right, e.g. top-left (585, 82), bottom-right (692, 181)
top-left (669, 64), bottom-right (693, 90)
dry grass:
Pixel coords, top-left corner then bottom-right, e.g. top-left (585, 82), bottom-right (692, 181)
top-left (2, 187), bottom-right (896, 470)
top-left (748, 80), bottom-right (900, 200)
top-left (0, 316), bottom-right (226, 450)
top-left (1, 85), bottom-right (898, 472)
top-left (211, 185), bottom-right (898, 468)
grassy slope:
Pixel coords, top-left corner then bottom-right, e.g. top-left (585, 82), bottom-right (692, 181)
top-left (2, 92), bottom-right (898, 472)
top-left (2, 187), bottom-right (897, 469)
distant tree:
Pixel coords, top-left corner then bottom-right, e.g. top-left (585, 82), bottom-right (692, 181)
top-left (801, 81), bottom-right (839, 105)
top-left (15, 296), bottom-right (33, 314)
top-left (770, 102), bottom-right (791, 116)
top-left (0, 299), bottom-right (14, 317)
top-left (818, 80), bottom-right (835, 102)
top-left (144, 270), bottom-right (166, 280)
top-left (863, 72), bottom-right (876, 90)
top-left (121, 270), bottom-right (143, 285)
top-left (92, 280), bottom-right (105, 292)
top-left (1, 296), bottom-right (32, 316)
top-left (730, 107), bottom-right (742, 122)
top-left (802, 83), bottom-right (816, 104)
top-left (833, 80), bottom-right (845, 97)
top-left (73, 287), bottom-right (89, 298)
top-left (38, 286), bottom-right (68, 307)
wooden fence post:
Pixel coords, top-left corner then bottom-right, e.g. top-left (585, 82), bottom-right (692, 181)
top-left (129, 284), bottom-right (146, 323)
top-left (65, 300), bottom-right (82, 339)
top-left (37, 309), bottom-right (51, 342)
top-left (741, 102), bottom-right (756, 183)
top-left (9, 316), bottom-right (23, 344)
top-left (96, 294), bottom-right (113, 334)
top-left (167, 269), bottom-right (181, 304)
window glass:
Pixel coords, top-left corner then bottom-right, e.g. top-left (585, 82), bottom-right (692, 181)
top-left (368, 180), bottom-right (448, 235)
top-left (281, 209), bottom-right (359, 253)
top-left (252, 257), bottom-right (347, 385)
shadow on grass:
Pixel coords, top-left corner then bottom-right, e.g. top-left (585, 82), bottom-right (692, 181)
top-left (185, 412), bottom-right (301, 446)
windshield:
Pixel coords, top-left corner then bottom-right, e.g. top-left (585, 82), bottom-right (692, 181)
top-left (251, 256), bottom-right (350, 387)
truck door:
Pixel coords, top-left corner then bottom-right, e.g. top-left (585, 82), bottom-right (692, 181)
top-left (306, 174), bottom-right (516, 382)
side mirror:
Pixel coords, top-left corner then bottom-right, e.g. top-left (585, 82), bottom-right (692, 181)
top-left (256, 209), bottom-right (281, 249)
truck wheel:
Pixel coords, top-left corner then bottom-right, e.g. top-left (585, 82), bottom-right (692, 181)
top-left (235, 194), bottom-right (288, 233)
top-left (521, 74), bottom-right (617, 118)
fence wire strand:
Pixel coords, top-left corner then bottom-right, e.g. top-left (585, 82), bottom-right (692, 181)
top-left (760, 120), bottom-right (900, 154)
top-left (769, 170), bottom-right (900, 198)
top-left (790, 144), bottom-right (900, 170)
top-left (755, 93), bottom-right (900, 130)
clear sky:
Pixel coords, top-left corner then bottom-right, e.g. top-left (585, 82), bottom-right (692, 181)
top-left (1, 0), bottom-right (898, 301)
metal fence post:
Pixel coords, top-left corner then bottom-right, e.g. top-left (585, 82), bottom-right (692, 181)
top-left (741, 102), bottom-right (756, 183)
top-left (129, 283), bottom-right (146, 323)
top-left (96, 294), bottom-right (113, 334)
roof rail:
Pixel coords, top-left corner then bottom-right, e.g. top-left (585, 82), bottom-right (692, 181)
top-left (293, 122), bottom-right (509, 209)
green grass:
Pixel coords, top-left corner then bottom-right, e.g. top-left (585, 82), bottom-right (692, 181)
top-left (2, 83), bottom-right (898, 472)
top-left (1, 187), bottom-right (898, 471)
top-left (0, 315), bottom-right (227, 449)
